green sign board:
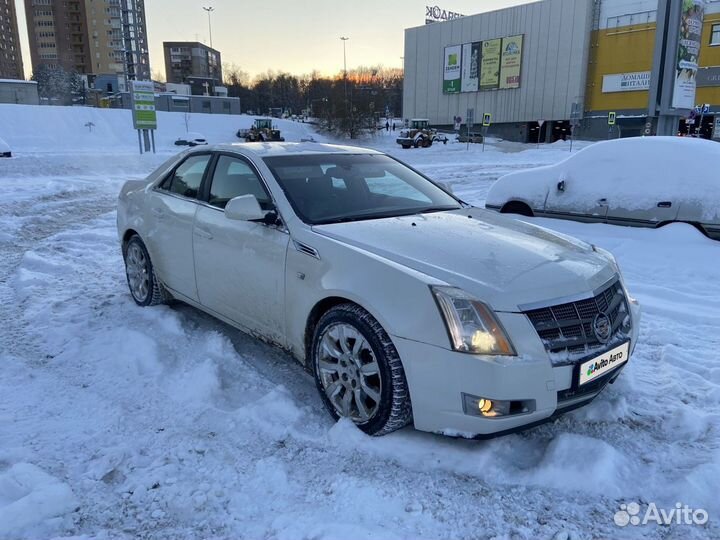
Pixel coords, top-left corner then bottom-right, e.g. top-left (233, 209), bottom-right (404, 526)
top-left (130, 80), bottom-right (157, 130)
top-left (443, 45), bottom-right (462, 94)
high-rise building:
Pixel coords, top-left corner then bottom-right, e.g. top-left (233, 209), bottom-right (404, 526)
top-left (0, 0), bottom-right (25, 79)
top-left (120, 0), bottom-right (150, 81)
top-left (24, 0), bottom-right (150, 86)
top-left (163, 41), bottom-right (222, 85)
top-left (24, 0), bottom-right (90, 74)
top-left (83, 0), bottom-right (150, 85)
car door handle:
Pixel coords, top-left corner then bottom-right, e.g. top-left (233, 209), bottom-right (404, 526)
top-left (194, 227), bottom-right (213, 240)
top-left (657, 201), bottom-right (672, 208)
top-left (151, 208), bottom-right (165, 219)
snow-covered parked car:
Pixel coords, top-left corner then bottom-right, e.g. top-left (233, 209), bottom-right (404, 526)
top-left (174, 132), bottom-right (208, 147)
top-left (0, 136), bottom-right (11, 157)
top-left (486, 137), bottom-right (720, 240)
top-left (117, 142), bottom-right (640, 438)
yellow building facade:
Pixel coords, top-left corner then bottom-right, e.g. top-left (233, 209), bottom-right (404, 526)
top-left (586, 2), bottom-right (720, 116)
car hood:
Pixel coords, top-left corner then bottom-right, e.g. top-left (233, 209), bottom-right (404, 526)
top-left (312, 209), bottom-right (616, 312)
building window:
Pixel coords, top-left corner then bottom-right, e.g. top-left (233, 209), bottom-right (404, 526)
top-left (712, 24), bottom-right (720, 46)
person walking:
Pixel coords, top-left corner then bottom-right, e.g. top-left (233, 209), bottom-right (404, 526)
top-left (385, 121), bottom-right (390, 132)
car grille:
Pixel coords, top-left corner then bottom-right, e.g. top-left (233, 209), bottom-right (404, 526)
top-left (524, 278), bottom-right (631, 365)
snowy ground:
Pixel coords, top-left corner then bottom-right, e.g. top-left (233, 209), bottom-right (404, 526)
top-left (1, 107), bottom-right (719, 540)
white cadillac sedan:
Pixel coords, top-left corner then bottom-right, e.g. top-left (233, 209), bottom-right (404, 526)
top-left (117, 143), bottom-right (641, 438)
top-left (486, 137), bottom-right (720, 240)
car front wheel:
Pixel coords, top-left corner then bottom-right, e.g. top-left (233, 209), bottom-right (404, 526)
top-left (123, 235), bottom-right (168, 306)
top-left (312, 304), bottom-right (412, 436)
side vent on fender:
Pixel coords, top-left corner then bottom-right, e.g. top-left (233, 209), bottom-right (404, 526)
top-left (293, 240), bottom-right (320, 260)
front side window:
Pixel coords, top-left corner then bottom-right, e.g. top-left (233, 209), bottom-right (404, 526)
top-left (263, 154), bottom-right (460, 224)
top-left (208, 155), bottom-right (273, 210)
top-left (163, 154), bottom-right (211, 199)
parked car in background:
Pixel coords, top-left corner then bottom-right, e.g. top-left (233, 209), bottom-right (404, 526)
top-left (0, 136), bottom-right (11, 157)
top-left (117, 142), bottom-right (640, 438)
top-left (174, 132), bottom-right (208, 147)
top-left (457, 131), bottom-right (484, 144)
top-left (486, 137), bottom-right (720, 240)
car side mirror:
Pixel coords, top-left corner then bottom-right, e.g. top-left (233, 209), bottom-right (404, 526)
top-left (225, 194), bottom-right (266, 221)
top-left (557, 180), bottom-right (566, 192)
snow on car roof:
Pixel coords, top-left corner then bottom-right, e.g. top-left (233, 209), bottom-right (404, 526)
top-left (208, 142), bottom-right (382, 157)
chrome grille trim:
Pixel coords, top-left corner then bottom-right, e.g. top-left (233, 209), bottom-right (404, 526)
top-left (523, 277), bottom-right (631, 365)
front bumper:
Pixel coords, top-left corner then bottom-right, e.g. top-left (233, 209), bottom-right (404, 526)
top-left (394, 304), bottom-right (640, 437)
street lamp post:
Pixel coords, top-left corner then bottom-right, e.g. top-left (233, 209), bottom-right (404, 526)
top-left (203, 6), bottom-right (215, 48)
top-left (340, 37), bottom-right (352, 136)
top-left (340, 37), bottom-right (349, 101)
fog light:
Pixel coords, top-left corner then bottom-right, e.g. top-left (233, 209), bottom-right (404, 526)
top-left (462, 393), bottom-right (534, 418)
top-left (477, 398), bottom-right (493, 414)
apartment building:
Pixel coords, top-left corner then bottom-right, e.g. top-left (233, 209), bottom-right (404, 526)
top-left (0, 0), bottom-right (25, 79)
top-left (163, 41), bottom-right (222, 86)
top-left (24, 0), bottom-right (150, 86)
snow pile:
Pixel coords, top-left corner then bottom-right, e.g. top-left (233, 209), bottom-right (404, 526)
top-left (0, 463), bottom-right (77, 537)
top-left (0, 104), bottom-right (321, 153)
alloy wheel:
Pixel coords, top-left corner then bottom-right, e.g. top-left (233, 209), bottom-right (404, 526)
top-left (125, 243), bottom-right (150, 303)
top-left (317, 322), bottom-right (382, 423)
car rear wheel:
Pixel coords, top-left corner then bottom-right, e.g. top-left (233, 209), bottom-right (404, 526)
top-left (123, 235), bottom-right (168, 306)
top-left (311, 304), bottom-right (412, 436)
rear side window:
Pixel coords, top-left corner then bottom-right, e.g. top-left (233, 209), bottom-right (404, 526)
top-left (163, 154), bottom-right (211, 199)
top-left (208, 155), bottom-right (273, 210)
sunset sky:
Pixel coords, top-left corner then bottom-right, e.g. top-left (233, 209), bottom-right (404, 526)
top-left (15, 0), bottom-right (537, 80)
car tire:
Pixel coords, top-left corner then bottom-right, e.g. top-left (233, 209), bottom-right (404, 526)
top-left (413, 138), bottom-right (421, 149)
top-left (401, 145), bottom-right (411, 149)
top-left (123, 235), bottom-right (169, 307)
top-left (311, 303), bottom-right (412, 436)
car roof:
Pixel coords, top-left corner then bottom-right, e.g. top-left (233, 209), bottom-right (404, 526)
top-left (583, 135), bottom-right (719, 153)
top-left (203, 142), bottom-right (384, 158)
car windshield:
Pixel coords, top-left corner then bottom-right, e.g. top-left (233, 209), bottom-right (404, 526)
top-left (263, 154), bottom-right (461, 225)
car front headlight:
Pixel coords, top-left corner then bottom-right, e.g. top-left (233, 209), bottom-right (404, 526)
top-left (432, 286), bottom-right (516, 356)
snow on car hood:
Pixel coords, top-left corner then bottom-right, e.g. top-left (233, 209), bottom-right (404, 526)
top-left (313, 209), bottom-right (617, 312)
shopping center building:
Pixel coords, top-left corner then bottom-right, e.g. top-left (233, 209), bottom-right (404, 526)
top-left (403, 0), bottom-right (720, 141)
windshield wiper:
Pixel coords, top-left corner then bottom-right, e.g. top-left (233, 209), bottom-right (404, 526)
top-left (314, 206), bottom-right (460, 225)
top-left (410, 205), bottom-right (461, 215)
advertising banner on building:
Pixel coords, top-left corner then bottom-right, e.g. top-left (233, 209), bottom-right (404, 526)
top-left (480, 39), bottom-right (502, 91)
top-left (443, 45), bottom-right (462, 94)
top-left (671, 0), bottom-right (705, 110)
top-left (499, 35), bottom-right (523, 89)
top-left (130, 80), bottom-right (157, 130)
top-left (602, 71), bottom-right (651, 92)
top-left (696, 66), bottom-right (720, 87)
top-left (461, 42), bottom-right (480, 92)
